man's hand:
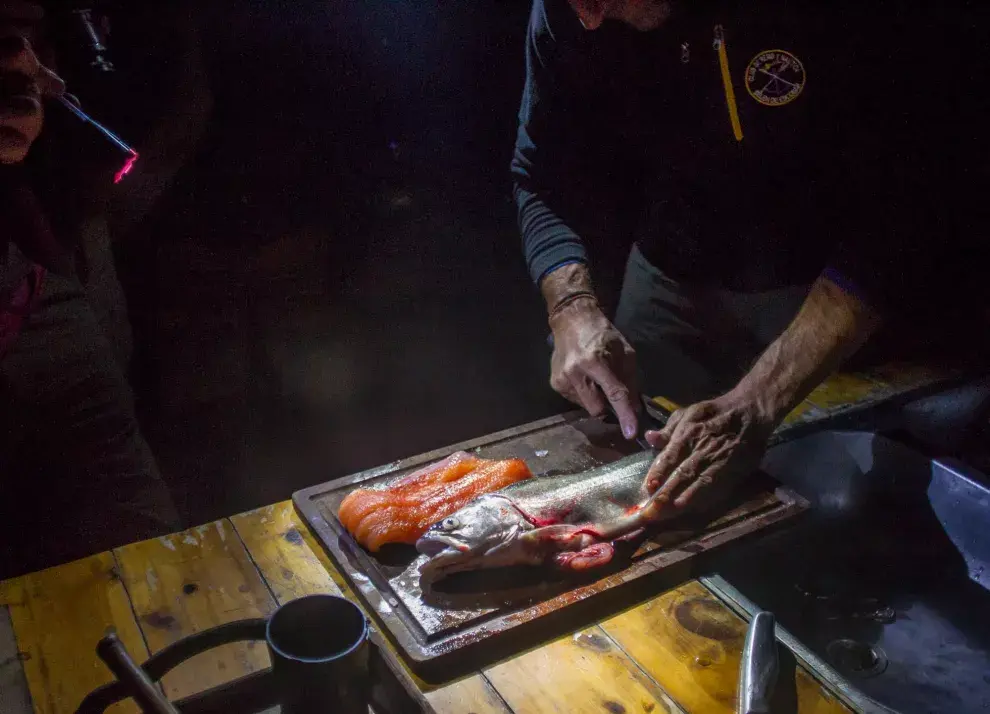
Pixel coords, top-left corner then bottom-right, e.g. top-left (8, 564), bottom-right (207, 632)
top-left (640, 275), bottom-right (880, 514)
top-left (642, 392), bottom-right (774, 512)
top-left (543, 263), bottom-right (639, 439)
top-left (1, 1), bottom-right (64, 165)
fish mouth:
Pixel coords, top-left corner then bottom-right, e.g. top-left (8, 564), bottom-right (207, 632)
top-left (416, 533), bottom-right (472, 558)
top-left (418, 546), bottom-right (478, 581)
top-left (417, 534), bottom-right (484, 581)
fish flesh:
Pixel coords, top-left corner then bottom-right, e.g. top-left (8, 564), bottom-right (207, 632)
top-left (416, 450), bottom-right (674, 579)
top-left (338, 451), bottom-right (482, 533)
top-left (350, 459), bottom-right (533, 552)
top-left (354, 460), bottom-right (533, 551)
top-left (338, 455), bottom-right (533, 552)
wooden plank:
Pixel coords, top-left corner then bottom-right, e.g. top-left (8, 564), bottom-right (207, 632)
top-left (233, 502), bottom-right (507, 714)
top-left (426, 675), bottom-right (510, 714)
top-left (601, 581), bottom-right (849, 714)
top-left (113, 521), bottom-right (277, 702)
top-left (485, 625), bottom-right (682, 714)
top-left (0, 553), bottom-right (145, 714)
top-left (805, 373), bottom-right (886, 412)
top-left (860, 362), bottom-right (946, 390)
top-left (779, 399), bottom-right (826, 428)
top-left (229, 503), bottom-right (344, 602)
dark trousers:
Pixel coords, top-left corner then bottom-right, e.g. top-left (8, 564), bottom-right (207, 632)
top-left (0, 272), bottom-right (179, 578)
top-left (614, 244), bottom-right (809, 405)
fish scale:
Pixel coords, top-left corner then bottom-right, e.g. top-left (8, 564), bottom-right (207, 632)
top-left (417, 450), bottom-right (663, 578)
top-left (498, 450), bottom-right (655, 526)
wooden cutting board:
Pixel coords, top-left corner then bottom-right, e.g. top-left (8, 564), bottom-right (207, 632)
top-left (294, 413), bottom-right (807, 682)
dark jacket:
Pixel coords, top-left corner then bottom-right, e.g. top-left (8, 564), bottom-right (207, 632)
top-left (512, 0), bottom-right (986, 316)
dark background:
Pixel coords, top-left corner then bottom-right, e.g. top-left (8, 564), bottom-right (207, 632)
top-left (107, 0), bottom-right (574, 526)
top-left (51, 1), bottom-right (990, 530)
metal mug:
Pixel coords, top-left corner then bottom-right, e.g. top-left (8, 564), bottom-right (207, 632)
top-left (266, 594), bottom-right (372, 713)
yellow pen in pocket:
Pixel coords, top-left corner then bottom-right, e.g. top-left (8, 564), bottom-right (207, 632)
top-left (714, 24), bottom-right (744, 142)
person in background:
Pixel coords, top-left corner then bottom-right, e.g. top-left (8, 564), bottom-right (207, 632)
top-left (0, 0), bottom-right (180, 577)
top-left (513, 0), bottom-right (987, 513)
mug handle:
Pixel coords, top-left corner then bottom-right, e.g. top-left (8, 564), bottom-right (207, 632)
top-left (75, 618), bottom-right (268, 713)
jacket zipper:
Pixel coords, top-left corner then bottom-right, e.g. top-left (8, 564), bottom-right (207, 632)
top-left (713, 24), bottom-right (744, 142)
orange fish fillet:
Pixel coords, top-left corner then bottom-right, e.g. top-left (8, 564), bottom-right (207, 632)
top-left (348, 460), bottom-right (499, 546)
top-left (337, 451), bottom-right (482, 533)
top-left (345, 458), bottom-right (532, 552)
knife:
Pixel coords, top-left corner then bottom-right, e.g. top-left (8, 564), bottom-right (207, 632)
top-left (600, 395), bottom-right (665, 451)
top-left (738, 611), bottom-right (779, 714)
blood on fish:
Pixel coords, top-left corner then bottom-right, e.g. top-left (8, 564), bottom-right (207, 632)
top-left (553, 543), bottom-right (614, 571)
top-left (519, 504), bottom-right (573, 528)
top-left (574, 526), bottom-right (603, 539)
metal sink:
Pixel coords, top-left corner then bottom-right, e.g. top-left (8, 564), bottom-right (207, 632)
top-left (710, 431), bottom-right (990, 714)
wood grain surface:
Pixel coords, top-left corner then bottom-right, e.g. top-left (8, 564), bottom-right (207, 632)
top-left (862, 362), bottom-right (948, 390)
top-left (230, 502), bottom-right (344, 602)
top-left (113, 521), bottom-right (276, 701)
top-left (0, 526), bottom-right (859, 714)
top-left (0, 553), bottom-right (145, 714)
top-left (779, 399), bottom-right (827, 427)
top-left (11, 372), bottom-right (959, 714)
top-left (484, 625), bottom-right (683, 714)
top-left (425, 674), bottom-right (511, 714)
top-left (601, 581), bottom-right (850, 714)
top-left (805, 373), bottom-right (886, 411)
top-left (233, 501), bottom-right (514, 714)
top-left (3, 374), bottom-right (956, 714)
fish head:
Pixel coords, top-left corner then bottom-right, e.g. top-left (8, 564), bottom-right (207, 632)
top-left (416, 495), bottom-right (537, 578)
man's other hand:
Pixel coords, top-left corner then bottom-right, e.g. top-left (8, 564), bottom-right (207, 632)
top-left (549, 295), bottom-right (639, 439)
top-left (642, 393), bottom-right (774, 513)
top-left (1, 1), bottom-right (64, 164)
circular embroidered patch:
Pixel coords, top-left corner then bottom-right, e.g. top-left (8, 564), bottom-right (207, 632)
top-left (745, 49), bottom-right (806, 106)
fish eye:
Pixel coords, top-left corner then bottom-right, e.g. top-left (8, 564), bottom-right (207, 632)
top-left (440, 517), bottom-right (458, 531)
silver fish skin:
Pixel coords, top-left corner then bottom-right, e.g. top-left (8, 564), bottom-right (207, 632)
top-left (417, 450), bottom-right (665, 579)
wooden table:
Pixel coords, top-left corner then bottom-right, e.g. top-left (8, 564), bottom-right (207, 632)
top-left (0, 366), bottom-right (955, 713)
top-left (0, 500), bottom-right (851, 714)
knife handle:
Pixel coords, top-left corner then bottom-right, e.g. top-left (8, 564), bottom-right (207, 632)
top-left (738, 611), bottom-right (779, 714)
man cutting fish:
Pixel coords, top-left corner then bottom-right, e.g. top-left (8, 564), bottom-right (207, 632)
top-left (513, 0), bottom-right (985, 512)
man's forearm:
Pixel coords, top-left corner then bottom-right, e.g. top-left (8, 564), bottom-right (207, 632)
top-left (540, 262), bottom-right (597, 315)
top-left (730, 276), bottom-right (881, 424)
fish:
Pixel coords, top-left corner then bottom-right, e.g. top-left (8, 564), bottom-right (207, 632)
top-left (339, 457), bottom-right (533, 552)
top-left (337, 451), bottom-right (482, 534)
top-left (416, 450), bottom-right (673, 579)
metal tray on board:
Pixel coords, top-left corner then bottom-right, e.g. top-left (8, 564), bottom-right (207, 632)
top-left (294, 413), bottom-right (808, 680)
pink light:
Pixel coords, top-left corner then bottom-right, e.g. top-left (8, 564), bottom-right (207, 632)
top-left (114, 151), bottom-right (139, 184)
